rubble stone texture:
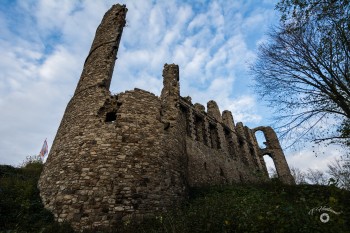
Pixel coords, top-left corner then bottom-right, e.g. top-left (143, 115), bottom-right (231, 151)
top-left (38, 4), bottom-right (295, 231)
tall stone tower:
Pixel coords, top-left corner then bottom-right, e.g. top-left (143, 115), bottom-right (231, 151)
top-left (39, 3), bottom-right (294, 232)
top-left (38, 4), bottom-right (187, 231)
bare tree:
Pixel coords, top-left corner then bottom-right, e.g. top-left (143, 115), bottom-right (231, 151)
top-left (251, 0), bottom-right (350, 148)
top-left (290, 167), bottom-right (307, 184)
top-left (327, 157), bottom-right (350, 190)
top-left (305, 169), bottom-right (329, 185)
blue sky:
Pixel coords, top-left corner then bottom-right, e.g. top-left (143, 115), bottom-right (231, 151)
top-left (0, 0), bottom-right (342, 172)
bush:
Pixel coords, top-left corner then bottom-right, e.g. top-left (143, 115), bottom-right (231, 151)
top-left (0, 160), bottom-right (75, 233)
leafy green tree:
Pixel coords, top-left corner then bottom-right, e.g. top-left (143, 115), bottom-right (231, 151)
top-left (251, 0), bottom-right (350, 148)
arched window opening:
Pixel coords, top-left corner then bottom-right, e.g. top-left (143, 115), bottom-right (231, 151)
top-left (263, 155), bottom-right (277, 178)
top-left (255, 130), bottom-right (267, 149)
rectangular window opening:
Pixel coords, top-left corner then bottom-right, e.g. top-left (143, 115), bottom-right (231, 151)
top-left (209, 123), bottom-right (220, 149)
top-left (105, 111), bottom-right (117, 122)
top-left (224, 128), bottom-right (235, 157)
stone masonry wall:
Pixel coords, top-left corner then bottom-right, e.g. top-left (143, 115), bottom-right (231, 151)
top-left (39, 4), bottom-right (294, 232)
top-left (39, 5), bottom-right (187, 231)
top-left (178, 98), bottom-right (269, 187)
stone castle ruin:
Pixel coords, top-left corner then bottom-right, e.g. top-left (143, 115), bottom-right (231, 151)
top-left (38, 4), bottom-right (295, 231)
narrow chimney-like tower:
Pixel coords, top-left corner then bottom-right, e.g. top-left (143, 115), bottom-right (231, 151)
top-left (75, 4), bottom-right (126, 94)
top-left (38, 4), bottom-right (129, 230)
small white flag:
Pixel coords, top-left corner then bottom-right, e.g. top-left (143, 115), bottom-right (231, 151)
top-left (39, 139), bottom-right (48, 160)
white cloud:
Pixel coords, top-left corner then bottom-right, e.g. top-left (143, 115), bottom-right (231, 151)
top-left (39, 46), bottom-right (80, 82)
top-left (227, 96), bottom-right (262, 123)
top-left (187, 13), bottom-right (206, 32)
top-left (286, 144), bottom-right (343, 172)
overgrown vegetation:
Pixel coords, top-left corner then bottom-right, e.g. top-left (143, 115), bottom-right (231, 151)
top-left (1, 160), bottom-right (349, 233)
top-left (123, 183), bottom-right (350, 233)
top-left (0, 157), bottom-right (75, 233)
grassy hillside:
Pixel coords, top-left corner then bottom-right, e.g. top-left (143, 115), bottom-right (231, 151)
top-left (1, 163), bottom-right (349, 233)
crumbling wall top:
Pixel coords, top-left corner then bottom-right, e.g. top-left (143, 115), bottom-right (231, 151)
top-left (207, 100), bottom-right (222, 122)
top-left (74, 4), bottom-right (127, 96)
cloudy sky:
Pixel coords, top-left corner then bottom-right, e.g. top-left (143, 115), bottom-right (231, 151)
top-left (0, 0), bottom-right (341, 172)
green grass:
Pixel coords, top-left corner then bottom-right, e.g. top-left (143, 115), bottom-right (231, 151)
top-left (1, 163), bottom-right (349, 233)
top-left (124, 182), bottom-right (350, 233)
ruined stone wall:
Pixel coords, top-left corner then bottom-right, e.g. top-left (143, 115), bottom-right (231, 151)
top-left (178, 98), bottom-right (269, 187)
top-left (39, 86), bottom-right (188, 230)
top-left (38, 4), bottom-right (294, 232)
top-left (252, 126), bottom-right (295, 184)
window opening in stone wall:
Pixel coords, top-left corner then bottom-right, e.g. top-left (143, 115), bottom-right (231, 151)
top-left (249, 146), bottom-right (255, 156)
top-left (239, 172), bottom-right (244, 182)
top-left (194, 115), bottom-right (205, 143)
top-left (220, 167), bottom-right (225, 177)
top-left (209, 123), bottom-right (220, 149)
top-left (202, 120), bottom-right (208, 146)
top-left (238, 136), bottom-right (244, 148)
top-left (255, 130), bottom-right (267, 149)
top-left (180, 104), bottom-right (191, 136)
top-left (105, 111), bottom-right (117, 122)
top-left (263, 154), bottom-right (278, 179)
top-left (204, 162), bottom-right (207, 170)
top-left (224, 127), bottom-right (235, 157)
